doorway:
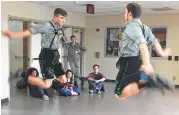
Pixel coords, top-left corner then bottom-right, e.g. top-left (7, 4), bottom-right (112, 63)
top-left (62, 26), bottom-right (85, 77)
top-left (8, 19), bottom-right (31, 74)
top-left (9, 17), bottom-right (86, 78)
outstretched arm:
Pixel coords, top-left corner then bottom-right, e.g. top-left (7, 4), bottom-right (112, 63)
top-left (146, 26), bottom-right (171, 57)
top-left (2, 30), bottom-right (32, 39)
top-left (153, 42), bottom-right (171, 57)
top-left (2, 21), bottom-right (48, 39)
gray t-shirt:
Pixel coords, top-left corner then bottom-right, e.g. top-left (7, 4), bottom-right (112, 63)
top-left (29, 20), bottom-right (64, 50)
top-left (119, 18), bottom-right (159, 57)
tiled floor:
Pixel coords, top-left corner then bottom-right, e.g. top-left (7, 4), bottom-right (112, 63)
top-left (1, 80), bottom-right (179, 115)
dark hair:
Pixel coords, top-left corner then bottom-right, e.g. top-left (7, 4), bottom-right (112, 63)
top-left (66, 69), bottom-right (73, 76)
top-left (54, 8), bottom-right (67, 17)
top-left (27, 68), bottom-right (39, 77)
top-left (126, 3), bottom-right (142, 18)
top-left (93, 64), bottom-right (99, 69)
top-left (70, 35), bottom-right (76, 40)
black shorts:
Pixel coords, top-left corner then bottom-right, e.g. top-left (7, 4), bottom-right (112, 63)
top-left (39, 48), bottom-right (65, 79)
top-left (115, 56), bottom-right (142, 96)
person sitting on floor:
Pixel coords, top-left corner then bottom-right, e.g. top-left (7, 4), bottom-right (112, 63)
top-left (58, 70), bottom-right (80, 97)
top-left (26, 68), bottom-right (49, 101)
top-left (87, 64), bottom-right (106, 94)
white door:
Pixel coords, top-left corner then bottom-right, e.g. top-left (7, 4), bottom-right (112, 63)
top-left (30, 22), bottom-right (42, 77)
top-left (8, 20), bottom-right (23, 73)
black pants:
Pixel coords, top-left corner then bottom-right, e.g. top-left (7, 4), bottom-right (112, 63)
top-left (114, 56), bottom-right (142, 96)
top-left (39, 48), bottom-right (65, 79)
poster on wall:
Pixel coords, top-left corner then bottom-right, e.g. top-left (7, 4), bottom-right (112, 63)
top-left (105, 27), bottom-right (124, 57)
top-left (109, 29), bottom-right (119, 41)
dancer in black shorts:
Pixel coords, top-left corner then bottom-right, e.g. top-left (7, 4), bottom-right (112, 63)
top-left (114, 3), bottom-right (173, 99)
top-left (2, 8), bottom-right (68, 89)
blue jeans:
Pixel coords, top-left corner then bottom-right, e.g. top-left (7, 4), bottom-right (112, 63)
top-left (29, 86), bottom-right (45, 97)
top-left (59, 87), bottom-right (80, 97)
top-left (88, 81), bottom-right (104, 90)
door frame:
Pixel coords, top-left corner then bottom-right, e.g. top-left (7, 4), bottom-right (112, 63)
top-left (62, 26), bottom-right (85, 77)
top-left (72, 27), bottom-right (85, 77)
top-left (9, 15), bottom-right (86, 77)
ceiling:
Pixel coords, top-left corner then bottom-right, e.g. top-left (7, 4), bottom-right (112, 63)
top-left (30, 1), bottom-right (179, 16)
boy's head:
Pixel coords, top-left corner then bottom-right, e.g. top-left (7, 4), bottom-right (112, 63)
top-left (124, 3), bottom-right (142, 21)
top-left (66, 69), bottom-right (73, 79)
top-left (93, 64), bottom-right (100, 73)
top-left (53, 8), bottom-right (67, 26)
top-left (70, 35), bottom-right (76, 43)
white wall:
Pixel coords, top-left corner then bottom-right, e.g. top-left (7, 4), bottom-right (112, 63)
top-left (85, 14), bottom-right (179, 83)
top-left (85, 15), bottom-right (125, 80)
top-left (1, 1), bottom-right (86, 100)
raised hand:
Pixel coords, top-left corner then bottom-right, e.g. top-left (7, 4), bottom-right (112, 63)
top-left (1, 30), bottom-right (13, 39)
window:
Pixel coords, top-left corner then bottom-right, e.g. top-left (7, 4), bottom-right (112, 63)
top-left (104, 26), bottom-right (167, 58)
top-left (150, 27), bottom-right (167, 58)
top-left (105, 27), bottom-right (124, 57)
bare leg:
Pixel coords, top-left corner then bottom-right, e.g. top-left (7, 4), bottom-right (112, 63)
top-left (116, 82), bottom-right (139, 100)
top-left (138, 80), bottom-right (148, 92)
top-left (28, 76), bottom-right (52, 89)
top-left (139, 80), bottom-right (148, 84)
top-left (44, 79), bottom-right (53, 88)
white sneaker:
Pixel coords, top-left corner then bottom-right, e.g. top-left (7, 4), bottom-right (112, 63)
top-left (89, 90), bottom-right (93, 94)
top-left (71, 91), bottom-right (78, 96)
top-left (42, 95), bottom-right (49, 101)
top-left (96, 88), bottom-right (101, 94)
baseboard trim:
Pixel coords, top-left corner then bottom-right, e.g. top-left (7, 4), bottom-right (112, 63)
top-left (105, 80), bottom-right (179, 88)
top-left (1, 98), bottom-right (9, 104)
top-left (105, 79), bottom-right (115, 82)
top-left (85, 78), bottom-right (179, 88)
top-left (83, 78), bottom-right (115, 82)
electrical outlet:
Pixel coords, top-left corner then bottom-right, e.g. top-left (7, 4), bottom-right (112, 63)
top-left (174, 56), bottom-right (178, 61)
top-left (168, 56), bottom-right (172, 61)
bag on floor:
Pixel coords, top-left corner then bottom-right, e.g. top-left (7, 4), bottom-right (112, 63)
top-left (44, 87), bottom-right (54, 97)
top-left (16, 79), bottom-right (27, 89)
